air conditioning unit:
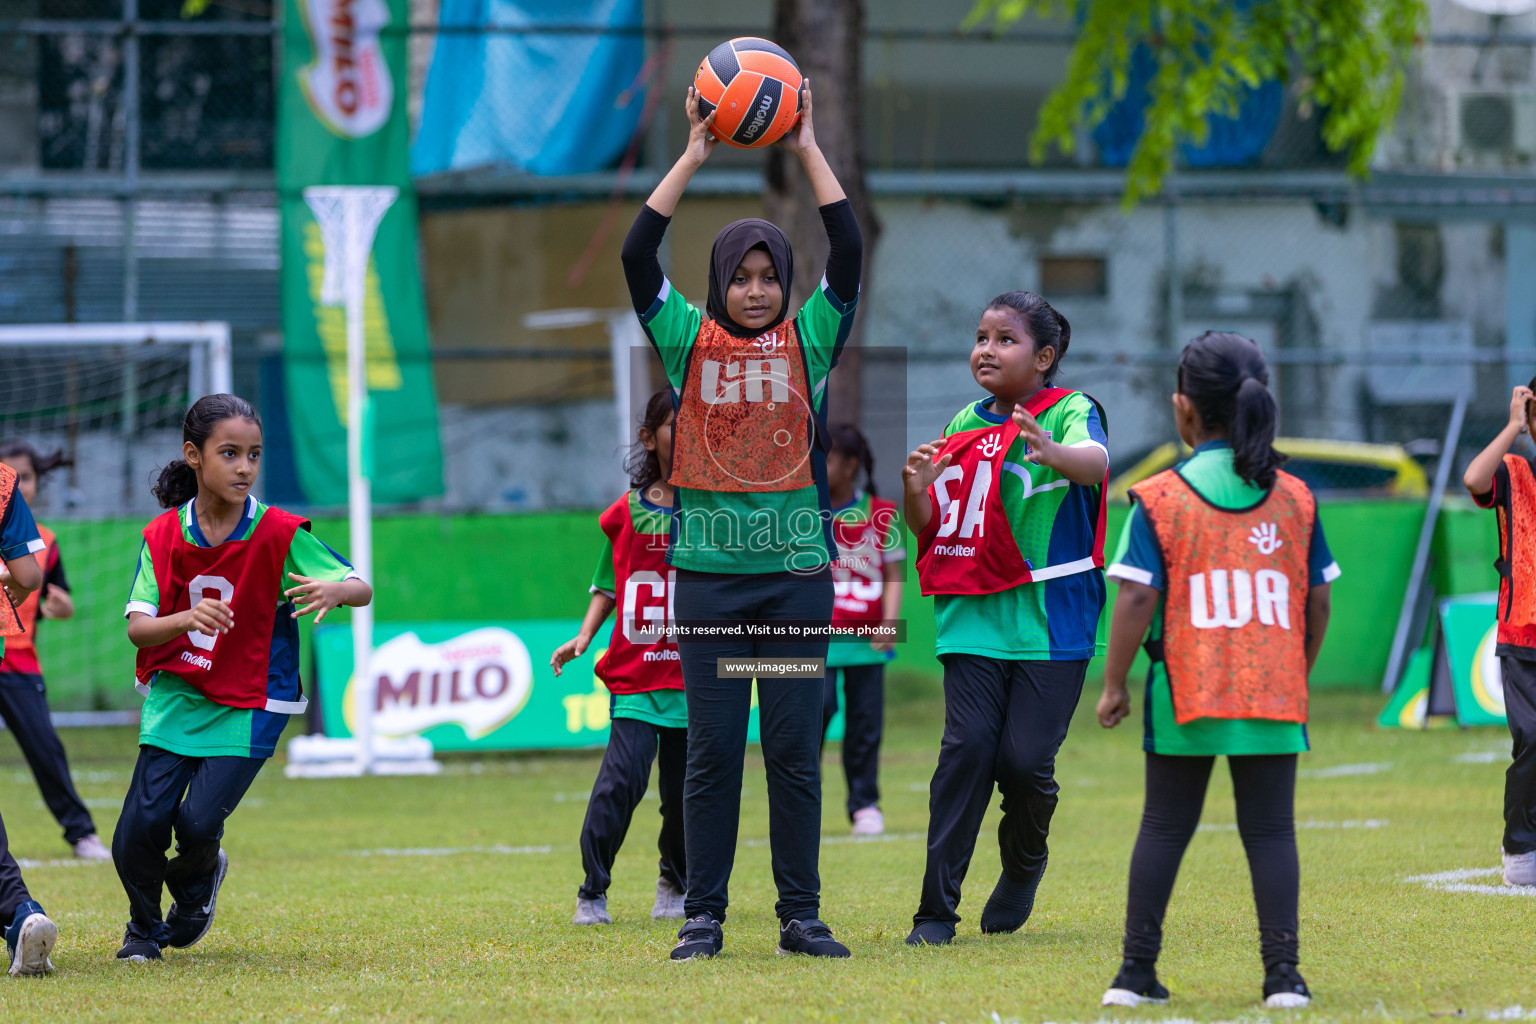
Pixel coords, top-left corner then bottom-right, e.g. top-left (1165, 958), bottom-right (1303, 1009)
top-left (1449, 90), bottom-right (1536, 166)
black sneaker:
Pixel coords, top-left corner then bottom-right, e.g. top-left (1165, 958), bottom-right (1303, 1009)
top-left (904, 920), bottom-right (956, 946)
top-left (1263, 963), bottom-right (1311, 1008)
top-left (165, 848), bottom-right (228, 949)
top-left (979, 853), bottom-right (1048, 934)
top-left (116, 932), bottom-right (162, 964)
top-left (669, 915), bottom-right (723, 961)
top-left (777, 918), bottom-right (851, 958)
top-left (1102, 958), bottom-right (1170, 1007)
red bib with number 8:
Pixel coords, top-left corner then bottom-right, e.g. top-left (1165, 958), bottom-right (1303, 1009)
top-left (133, 505), bottom-right (309, 709)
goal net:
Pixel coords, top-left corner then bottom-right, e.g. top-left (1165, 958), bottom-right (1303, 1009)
top-left (0, 322), bottom-right (231, 716)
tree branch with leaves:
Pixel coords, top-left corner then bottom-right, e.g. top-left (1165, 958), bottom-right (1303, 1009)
top-left (967, 0), bottom-right (1425, 204)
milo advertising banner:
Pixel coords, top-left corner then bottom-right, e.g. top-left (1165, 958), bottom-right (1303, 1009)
top-left (278, 0), bottom-right (443, 505)
top-left (313, 622), bottom-right (839, 751)
top-left (1379, 594), bottom-right (1507, 729)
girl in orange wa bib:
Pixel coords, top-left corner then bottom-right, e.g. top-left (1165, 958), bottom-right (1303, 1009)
top-left (1096, 333), bottom-right (1336, 1010)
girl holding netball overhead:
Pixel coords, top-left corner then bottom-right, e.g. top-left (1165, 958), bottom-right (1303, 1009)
top-left (1097, 332), bottom-right (1335, 1009)
top-left (903, 290), bottom-right (1109, 947)
top-left (115, 395), bottom-right (372, 963)
top-left (619, 71), bottom-right (861, 960)
top-left (553, 391), bottom-right (687, 928)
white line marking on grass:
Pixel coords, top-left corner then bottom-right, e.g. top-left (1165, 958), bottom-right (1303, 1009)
top-left (15, 858), bottom-right (111, 869)
top-left (1489, 1006), bottom-right (1536, 1019)
top-left (1456, 751), bottom-right (1506, 764)
top-left (741, 832), bottom-right (925, 849)
top-left (1197, 818), bottom-right (1389, 833)
top-left (908, 782), bottom-right (928, 792)
top-left (348, 844), bottom-right (556, 858)
top-left (1404, 867), bottom-right (1536, 897)
top-left (1298, 761), bottom-right (1394, 778)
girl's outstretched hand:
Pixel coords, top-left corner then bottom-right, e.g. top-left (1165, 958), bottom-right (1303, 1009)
top-left (902, 438), bottom-right (953, 495)
top-left (683, 86), bottom-right (718, 167)
top-left (1012, 408), bottom-right (1056, 465)
top-left (285, 573), bottom-right (349, 625)
top-left (549, 634), bottom-right (591, 676)
top-left (776, 78), bottom-right (817, 157)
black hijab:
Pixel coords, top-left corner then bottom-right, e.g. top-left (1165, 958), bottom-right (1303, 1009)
top-left (705, 218), bottom-right (794, 337)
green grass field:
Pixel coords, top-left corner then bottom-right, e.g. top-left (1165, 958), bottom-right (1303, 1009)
top-left (0, 691), bottom-right (1529, 1023)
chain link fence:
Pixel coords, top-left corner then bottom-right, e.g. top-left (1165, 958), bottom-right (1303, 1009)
top-left (0, 8), bottom-right (1530, 509)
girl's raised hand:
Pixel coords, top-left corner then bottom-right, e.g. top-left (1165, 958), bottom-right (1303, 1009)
top-left (903, 438), bottom-right (953, 495)
top-left (1510, 385), bottom-right (1535, 433)
top-left (186, 597), bottom-right (233, 637)
top-left (776, 78), bottom-right (816, 156)
top-left (285, 573), bottom-right (347, 624)
top-left (549, 635), bottom-right (590, 676)
top-left (684, 86), bottom-right (718, 167)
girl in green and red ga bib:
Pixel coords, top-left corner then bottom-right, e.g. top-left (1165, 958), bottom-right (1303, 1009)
top-left (115, 395), bottom-right (372, 964)
top-left (902, 290), bottom-right (1110, 947)
top-left (821, 423), bottom-right (903, 836)
top-left (552, 391), bottom-right (687, 929)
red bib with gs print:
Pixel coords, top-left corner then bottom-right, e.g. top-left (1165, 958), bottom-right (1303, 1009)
top-left (831, 496), bottom-right (898, 632)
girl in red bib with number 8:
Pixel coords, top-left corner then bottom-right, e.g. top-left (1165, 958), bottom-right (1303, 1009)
top-left (115, 395), bottom-right (372, 963)
top-left (903, 291), bottom-right (1110, 946)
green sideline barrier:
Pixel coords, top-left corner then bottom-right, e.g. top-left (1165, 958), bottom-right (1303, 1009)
top-left (28, 498), bottom-right (1497, 711)
top-left (310, 621), bottom-right (843, 750)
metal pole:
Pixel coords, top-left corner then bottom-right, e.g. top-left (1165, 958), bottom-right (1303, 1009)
top-left (122, 0), bottom-right (139, 322)
top-left (346, 205), bottom-right (376, 775)
top-left (1164, 190), bottom-right (1181, 353)
top-left (1381, 393), bottom-right (1469, 693)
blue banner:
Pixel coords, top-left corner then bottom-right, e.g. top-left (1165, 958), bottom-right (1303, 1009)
top-left (412, 0), bottom-right (646, 177)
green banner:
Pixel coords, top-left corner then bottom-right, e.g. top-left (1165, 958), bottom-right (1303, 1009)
top-left (278, 0), bottom-right (442, 505)
top-left (1379, 593), bottom-right (1506, 729)
top-left (1438, 594), bottom-right (1507, 727)
top-left (313, 621), bottom-right (842, 751)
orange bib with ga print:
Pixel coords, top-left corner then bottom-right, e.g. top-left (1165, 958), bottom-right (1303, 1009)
top-left (669, 319), bottom-right (815, 493)
top-left (1133, 468), bottom-right (1315, 725)
top-left (0, 464), bottom-right (25, 638)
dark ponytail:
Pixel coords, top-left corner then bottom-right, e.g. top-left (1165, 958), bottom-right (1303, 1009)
top-left (828, 422), bottom-right (877, 497)
top-left (624, 389), bottom-right (675, 493)
top-left (0, 440), bottom-right (72, 485)
top-left (152, 394), bottom-right (262, 509)
top-left (1177, 331), bottom-right (1285, 489)
top-left (985, 290), bottom-right (1072, 384)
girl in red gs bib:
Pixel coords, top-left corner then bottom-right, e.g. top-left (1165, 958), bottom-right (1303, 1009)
top-left (821, 423), bottom-right (903, 836)
top-left (114, 395), bottom-right (372, 963)
top-left (552, 392), bottom-right (687, 928)
top-left (902, 291), bottom-right (1110, 946)
top-left (1096, 333), bottom-right (1335, 1010)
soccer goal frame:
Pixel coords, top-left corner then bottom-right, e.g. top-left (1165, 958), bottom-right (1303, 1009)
top-left (0, 322), bottom-right (232, 401)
